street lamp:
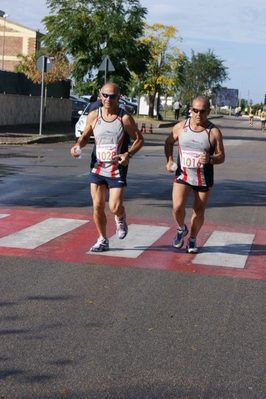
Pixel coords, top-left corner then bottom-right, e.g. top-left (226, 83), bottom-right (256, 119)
top-left (1, 12), bottom-right (9, 70)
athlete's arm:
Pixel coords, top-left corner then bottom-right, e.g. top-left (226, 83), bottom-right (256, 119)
top-left (70, 109), bottom-right (98, 157)
top-left (208, 127), bottom-right (225, 165)
top-left (164, 122), bottom-right (182, 171)
top-left (113, 113), bottom-right (144, 165)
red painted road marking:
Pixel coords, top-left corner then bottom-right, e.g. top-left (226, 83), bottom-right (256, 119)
top-left (0, 208), bottom-right (265, 280)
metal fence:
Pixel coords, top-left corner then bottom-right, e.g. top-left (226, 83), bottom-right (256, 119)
top-left (0, 70), bottom-right (70, 98)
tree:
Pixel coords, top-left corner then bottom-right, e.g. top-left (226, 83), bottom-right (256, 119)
top-left (42, 0), bottom-right (150, 95)
top-left (135, 23), bottom-right (183, 118)
top-left (178, 50), bottom-right (229, 104)
top-left (15, 51), bottom-right (73, 85)
top-left (15, 50), bottom-right (73, 121)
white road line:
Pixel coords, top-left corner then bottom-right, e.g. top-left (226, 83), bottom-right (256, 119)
top-left (193, 231), bottom-right (255, 269)
top-left (89, 224), bottom-right (170, 258)
top-left (0, 213), bottom-right (10, 219)
top-left (0, 218), bottom-right (89, 249)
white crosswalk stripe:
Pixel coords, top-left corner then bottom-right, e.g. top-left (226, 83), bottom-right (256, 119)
top-left (193, 231), bottom-right (254, 268)
top-left (89, 224), bottom-right (170, 258)
top-left (0, 217), bottom-right (89, 249)
top-left (0, 213), bottom-right (10, 219)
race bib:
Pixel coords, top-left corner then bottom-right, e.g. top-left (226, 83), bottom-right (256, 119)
top-left (96, 144), bottom-right (118, 162)
top-left (182, 150), bottom-right (203, 168)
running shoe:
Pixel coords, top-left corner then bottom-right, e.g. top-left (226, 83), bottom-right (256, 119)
top-left (90, 236), bottom-right (109, 252)
top-left (172, 224), bottom-right (188, 248)
top-left (186, 237), bottom-right (198, 253)
top-left (115, 214), bottom-right (128, 239)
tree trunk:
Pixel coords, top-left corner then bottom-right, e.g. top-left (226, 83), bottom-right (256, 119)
top-left (148, 94), bottom-right (156, 118)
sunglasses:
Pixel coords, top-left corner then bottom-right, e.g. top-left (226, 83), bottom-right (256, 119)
top-left (101, 93), bottom-right (118, 99)
top-left (192, 107), bottom-right (208, 114)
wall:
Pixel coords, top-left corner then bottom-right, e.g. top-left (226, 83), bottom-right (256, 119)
top-left (0, 94), bottom-right (72, 125)
top-left (138, 94), bottom-right (174, 116)
top-left (139, 95), bottom-right (160, 116)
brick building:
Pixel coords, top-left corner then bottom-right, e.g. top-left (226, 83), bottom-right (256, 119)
top-left (0, 12), bottom-right (44, 71)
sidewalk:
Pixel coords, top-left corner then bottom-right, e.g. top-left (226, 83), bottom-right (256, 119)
top-left (0, 118), bottom-right (176, 145)
top-left (0, 122), bottom-right (75, 145)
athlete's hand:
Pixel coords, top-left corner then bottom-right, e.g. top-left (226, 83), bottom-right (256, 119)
top-left (166, 161), bottom-right (178, 173)
top-left (71, 145), bottom-right (82, 158)
top-left (112, 153), bottom-right (129, 166)
top-left (200, 153), bottom-right (209, 164)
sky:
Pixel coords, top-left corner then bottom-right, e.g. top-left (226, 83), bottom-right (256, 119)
top-left (1, 0), bottom-right (266, 105)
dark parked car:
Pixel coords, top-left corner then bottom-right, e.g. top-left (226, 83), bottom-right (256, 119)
top-left (71, 98), bottom-right (87, 124)
top-left (119, 98), bottom-right (137, 114)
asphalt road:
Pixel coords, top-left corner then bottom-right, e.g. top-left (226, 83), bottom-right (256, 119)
top-left (0, 115), bottom-right (266, 399)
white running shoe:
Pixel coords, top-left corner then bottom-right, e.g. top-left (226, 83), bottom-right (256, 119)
top-left (90, 236), bottom-right (109, 252)
top-left (115, 214), bottom-right (128, 239)
top-left (173, 224), bottom-right (189, 248)
top-left (186, 237), bottom-right (198, 253)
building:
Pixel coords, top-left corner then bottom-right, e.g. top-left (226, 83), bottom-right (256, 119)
top-left (0, 11), bottom-right (44, 71)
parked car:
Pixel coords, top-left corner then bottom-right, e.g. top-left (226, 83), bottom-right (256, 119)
top-left (80, 95), bottom-right (92, 103)
top-left (75, 101), bottom-right (99, 141)
top-left (118, 99), bottom-right (135, 113)
top-left (75, 100), bottom-right (134, 141)
top-left (70, 94), bottom-right (82, 101)
top-left (71, 98), bottom-right (87, 125)
top-left (119, 97), bottom-right (137, 114)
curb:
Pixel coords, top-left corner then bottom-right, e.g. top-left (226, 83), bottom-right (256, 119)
top-left (26, 133), bottom-right (73, 144)
top-left (0, 132), bottom-right (73, 145)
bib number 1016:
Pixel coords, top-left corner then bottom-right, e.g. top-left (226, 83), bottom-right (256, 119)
top-left (182, 151), bottom-right (203, 168)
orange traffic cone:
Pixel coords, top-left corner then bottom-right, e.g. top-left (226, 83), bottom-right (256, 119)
top-left (140, 123), bottom-right (144, 133)
top-left (149, 124), bottom-right (153, 134)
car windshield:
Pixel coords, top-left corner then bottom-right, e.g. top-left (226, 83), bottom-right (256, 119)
top-left (72, 100), bottom-right (87, 111)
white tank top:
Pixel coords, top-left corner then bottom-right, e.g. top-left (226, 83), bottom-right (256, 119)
top-left (176, 119), bottom-right (214, 187)
top-left (90, 107), bottom-right (129, 178)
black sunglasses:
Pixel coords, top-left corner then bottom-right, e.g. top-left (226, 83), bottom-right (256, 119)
top-left (192, 107), bottom-right (208, 114)
top-left (101, 93), bottom-right (118, 99)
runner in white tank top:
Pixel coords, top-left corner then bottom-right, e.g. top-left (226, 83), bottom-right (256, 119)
top-left (90, 106), bottom-right (129, 179)
top-left (175, 119), bottom-right (215, 188)
top-left (70, 82), bottom-right (144, 252)
top-left (165, 96), bottom-right (225, 253)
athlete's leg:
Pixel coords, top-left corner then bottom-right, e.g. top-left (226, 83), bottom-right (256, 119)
top-left (109, 187), bottom-right (128, 239)
top-left (109, 187), bottom-right (126, 219)
top-left (90, 183), bottom-right (108, 238)
top-left (172, 182), bottom-right (191, 227)
top-left (190, 190), bottom-right (211, 237)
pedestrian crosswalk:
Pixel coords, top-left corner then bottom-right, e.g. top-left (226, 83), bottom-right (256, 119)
top-left (0, 209), bottom-right (265, 280)
top-left (0, 217), bottom-right (88, 249)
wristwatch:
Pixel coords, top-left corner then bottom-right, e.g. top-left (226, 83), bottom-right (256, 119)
top-left (209, 156), bottom-right (214, 164)
top-left (128, 151), bottom-right (133, 159)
